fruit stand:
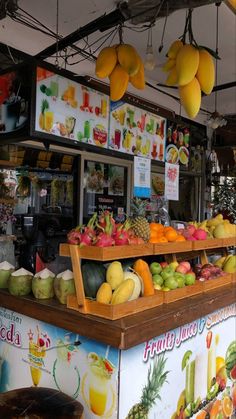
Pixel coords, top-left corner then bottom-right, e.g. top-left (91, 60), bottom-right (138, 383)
top-left (0, 234), bottom-right (235, 418)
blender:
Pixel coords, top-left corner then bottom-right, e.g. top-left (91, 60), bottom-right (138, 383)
top-left (19, 214), bottom-right (55, 273)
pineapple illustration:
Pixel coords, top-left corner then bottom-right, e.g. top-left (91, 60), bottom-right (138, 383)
top-left (126, 354), bottom-right (169, 419)
top-left (131, 197), bottom-right (150, 242)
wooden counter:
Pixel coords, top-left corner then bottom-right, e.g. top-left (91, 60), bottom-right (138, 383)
top-left (0, 284), bottom-right (235, 349)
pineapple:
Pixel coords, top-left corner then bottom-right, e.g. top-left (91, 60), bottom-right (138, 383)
top-left (131, 197), bottom-right (150, 242)
top-left (126, 354), bottom-right (169, 419)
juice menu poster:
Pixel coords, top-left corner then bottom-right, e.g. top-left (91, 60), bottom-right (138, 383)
top-left (120, 304), bottom-right (236, 419)
top-left (109, 100), bottom-right (166, 161)
top-left (0, 307), bottom-right (119, 419)
top-left (35, 67), bottom-right (109, 148)
top-left (0, 68), bottom-right (30, 134)
top-left (165, 121), bottom-right (191, 167)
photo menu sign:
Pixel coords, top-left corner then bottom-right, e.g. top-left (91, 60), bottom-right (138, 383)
top-left (35, 67), bottom-right (109, 148)
top-left (109, 100), bottom-right (166, 161)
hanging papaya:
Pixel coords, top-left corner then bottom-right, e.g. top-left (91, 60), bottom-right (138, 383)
top-left (95, 46), bottom-right (118, 78)
top-left (117, 44), bottom-right (140, 76)
top-left (109, 64), bottom-right (129, 101)
top-left (129, 60), bottom-right (145, 90)
top-left (176, 44), bottom-right (199, 86)
top-left (196, 49), bottom-right (215, 94)
top-left (179, 77), bottom-right (201, 119)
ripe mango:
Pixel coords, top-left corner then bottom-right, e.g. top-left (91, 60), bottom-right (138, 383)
top-left (106, 261), bottom-right (124, 290)
top-left (117, 44), bottom-right (140, 76)
top-left (207, 214), bottom-right (223, 227)
top-left (179, 77), bottom-right (201, 118)
top-left (96, 282), bottom-right (112, 304)
top-left (109, 64), bottom-right (129, 101)
top-left (165, 67), bottom-right (178, 86)
top-left (130, 60), bottom-right (145, 90)
top-left (167, 40), bottom-right (183, 59)
top-left (162, 58), bottom-right (176, 72)
top-left (111, 278), bottom-right (135, 305)
top-left (95, 47), bottom-right (117, 78)
top-left (176, 44), bottom-right (199, 86)
top-left (196, 49), bottom-right (215, 94)
top-left (223, 255), bottom-right (236, 273)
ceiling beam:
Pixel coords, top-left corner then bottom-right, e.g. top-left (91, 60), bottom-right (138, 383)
top-left (36, 3), bottom-right (130, 60)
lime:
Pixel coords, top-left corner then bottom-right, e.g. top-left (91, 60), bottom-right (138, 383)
top-left (182, 350), bottom-right (192, 370)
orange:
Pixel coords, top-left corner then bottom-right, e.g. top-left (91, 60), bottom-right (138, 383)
top-left (222, 395), bottom-right (233, 417)
top-left (175, 235), bottom-right (186, 242)
top-left (165, 229), bottom-right (178, 242)
top-left (156, 236), bottom-right (168, 243)
top-left (210, 400), bottom-right (222, 418)
top-left (163, 226), bottom-right (175, 233)
top-left (150, 223), bottom-right (164, 234)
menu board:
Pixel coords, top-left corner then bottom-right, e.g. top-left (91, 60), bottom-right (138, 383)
top-left (0, 67), bottom-right (30, 134)
top-left (83, 161), bottom-right (127, 223)
top-left (166, 121), bottom-right (190, 167)
top-left (35, 67), bottom-right (109, 147)
top-left (109, 100), bottom-right (166, 161)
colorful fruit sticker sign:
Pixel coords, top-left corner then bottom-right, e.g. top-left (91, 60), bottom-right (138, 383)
top-left (119, 304), bottom-right (236, 419)
top-left (35, 67), bottom-right (109, 147)
top-left (166, 121), bottom-right (190, 166)
top-left (164, 162), bottom-right (179, 201)
top-left (109, 100), bottom-right (166, 160)
top-left (0, 307), bottom-right (119, 419)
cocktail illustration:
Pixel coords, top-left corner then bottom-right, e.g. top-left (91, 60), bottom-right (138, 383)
top-left (53, 335), bottom-right (80, 398)
top-left (28, 326), bottom-right (50, 387)
top-left (82, 351), bottom-right (116, 417)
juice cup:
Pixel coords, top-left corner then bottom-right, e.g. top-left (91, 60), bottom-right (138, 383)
top-left (67, 85), bottom-right (75, 101)
top-left (89, 367), bottom-right (109, 416)
top-left (118, 109), bottom-right (125, 125)
top-left (44, 111), bottom-right (54, 132)
top-left (101, 99), bottom-right (107, 118)
top-left (114, 129), bottom-right (121, 148)
top-left (84, 121), bottom-right (91, 139)
top-left (127, 108), bottom-right (135, 126)
top-left (159, 143), bottom-right (164, 160)
top-left (207, 346), bottom-right (216, 391)
top-left (83, 89), bottom-right (90, 108)
top-left (50, 80), bottom-right (59, 97)
top-left (185, 360), bottom-right (195, 405)
top-left (136, 136), bottom-right (142, 152)
top-left (29, 341), bottom-right (46, 387)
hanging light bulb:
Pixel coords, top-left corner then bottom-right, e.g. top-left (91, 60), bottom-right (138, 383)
top-left (144, 26), bottom-right (155, 71)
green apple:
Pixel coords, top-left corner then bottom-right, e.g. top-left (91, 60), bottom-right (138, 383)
top-left (169, 261), bottom-right (179, 271)
top-left (176, 277), bottom-right (185, 288)
top-left (150, 262), bottom-right (162, 275)
top-left (185, 272), bottom-right (196, 286)
top-left (152, 274), bottom-right (164, 287)
top-left (161, 267), bottom-right (175, 281)
top-left (164, 276), bottom-right (178, 290)
top-left (174, 272), bottom-right (185, 281)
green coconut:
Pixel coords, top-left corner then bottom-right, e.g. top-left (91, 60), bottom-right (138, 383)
top-left (32, 268), bottom-right (55, 299)
top-left (54, 269), bottom-right (76, 304)
top-left (0, 261), bottom-right (15, 288)
top-left (8, 268), bottom-right (33, 296)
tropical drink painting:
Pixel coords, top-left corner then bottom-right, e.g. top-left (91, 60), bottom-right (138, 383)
top-left (82, 349), bottom-right (116, 417)
top-left (28, 326), bottom-right (50, 386)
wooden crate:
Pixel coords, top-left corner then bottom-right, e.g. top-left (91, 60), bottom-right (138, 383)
top-left (67, 292), bottom-right (164, 320)
top-left (192, 239), bottom-right (223, 250)
top-left (60, 243), bottom-right (154, 261)
top-left (231, 273), bottom-right (236, 284)
top-left (163, 282), bottom-right (203, 304)
top-left (153, 241), bottom-right (192, 255)
top-left (202, 274), bottom-right (232, 292)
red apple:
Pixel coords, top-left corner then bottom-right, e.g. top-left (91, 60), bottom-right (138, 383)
top-left (160, 262), bottom-right (168, 268)
top-left (176, 264), bottom-right (188, 274)
top-left (179, 261), bottom-right (191, 271)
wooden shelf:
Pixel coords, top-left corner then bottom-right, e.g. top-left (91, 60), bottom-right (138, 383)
top-left (0, 160), bottom-right (16, 168)
top-left (0, 284), bottom-right (235, 349)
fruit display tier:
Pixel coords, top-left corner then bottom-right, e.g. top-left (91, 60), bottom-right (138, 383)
top-left (0, 284), bottom-right (235, 349)
top-left (59, 240), bottom-right (235, 320)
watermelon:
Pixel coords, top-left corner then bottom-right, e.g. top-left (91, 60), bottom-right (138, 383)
top-left (81, 262), bottom-right (105, 299)
top-left (225, 341), bottom-right (236, 380)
